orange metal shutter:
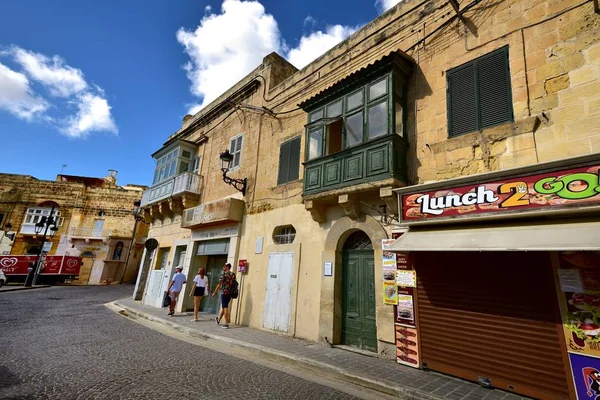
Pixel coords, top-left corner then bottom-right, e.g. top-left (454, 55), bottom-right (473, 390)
top-left (414, 251), bottom-right (570, 400)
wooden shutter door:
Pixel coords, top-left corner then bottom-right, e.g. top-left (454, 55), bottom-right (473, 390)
top-left (415, 251), bottom-right (570, 400)
top-left (288, 137), bottom-right (301, 182)
top-left (447, 63), bottom-right (477, 137)
top-left (477, 46), bottom-right (513, 129)
top-left (277, 141), bottom-right (291, 185)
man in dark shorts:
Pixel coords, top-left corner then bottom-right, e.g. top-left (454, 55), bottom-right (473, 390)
top-left (212, 262), bottom-right (235, 329)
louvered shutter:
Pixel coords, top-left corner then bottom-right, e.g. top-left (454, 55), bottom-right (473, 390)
top-left (478, 47), bottom-right (513, 129)
top-left (288, 138), bottom-right (301, 182)
top-left (278, 141), bottom-right (291, 185)
top-left (447, 64), bottom-right (478, 137)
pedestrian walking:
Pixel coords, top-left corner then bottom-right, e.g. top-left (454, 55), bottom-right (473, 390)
top-left (212, 262), bottom-right (236, 329)
top-left (167, 265), bottom-right (186, 316)
top-left (189, 267), bottom-right (208, 321)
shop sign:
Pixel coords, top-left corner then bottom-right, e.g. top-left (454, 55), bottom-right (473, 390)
top-left (60, 256), bottom-right (82, 275)
top-left (0, 255), bottom-right (35, 274)
top-left (0, 255), bottom-right (81, 275)
top-left (41, 256), bottom-right (63, 274)
top-left (401, 165), bottom-right (600, 222)
top-left (238, 259), bottom-right (248, 274)
top-left (192, 226), bottom-right (238, 241)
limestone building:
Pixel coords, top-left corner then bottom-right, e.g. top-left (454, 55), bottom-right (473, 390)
top-left (0, 170), bottom-right (148, 284)
top-left (135, 1), bottom-right (600, 398)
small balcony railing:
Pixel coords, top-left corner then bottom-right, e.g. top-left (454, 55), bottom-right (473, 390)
top-left (68, 227), bottom-right (113, 239)
top-left (140, 172), bottom-right (203, 207)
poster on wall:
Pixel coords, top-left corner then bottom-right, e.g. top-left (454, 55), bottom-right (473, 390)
top-left (397, 270), bottom-right (417, 288)
top-left (395, 325), bottom-right (420, 368)
top-left (556, 251), bottom-right (600, 358)
top-left (383, 281), bottom-right (398, 305)
top-left (569, 353), bottom-right (600, 400)
top-left (382, 239), bottom-right (396, 251)
top-left (395, 289), bottom-right (415, 326)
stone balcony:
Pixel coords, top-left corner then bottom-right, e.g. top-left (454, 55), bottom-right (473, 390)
top-left (140, 172), bottom-right (203, 221)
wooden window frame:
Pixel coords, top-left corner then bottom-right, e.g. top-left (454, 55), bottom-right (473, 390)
top-left (277, 137), bottom-right (301, 186)
top-left (305, 73), bottom-right (395, 160)
top-left (229, 134), bottom-right (244, 170)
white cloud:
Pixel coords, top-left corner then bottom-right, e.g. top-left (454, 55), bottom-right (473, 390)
top-left (376, 0), bottom-right (402, 13)
top-left (62, 93), bottom-right (117, 138)
top-left (12, 48), bottom-right (87, 97)
top-left (287, 25), bottom-right (357, 69)
top-left (177, 0), bottom-right (281, 109)
top-left (0, 63), bottom-right (48, 120)
top-left (0, 47), bottom-right (117, 138)
top-left (177, 0), bottom-right (356, 113)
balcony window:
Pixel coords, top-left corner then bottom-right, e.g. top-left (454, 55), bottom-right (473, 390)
top-left (23, 208), bottom-right (64, 227)
top-left (152, 143), bottom-right (198, 186)
top-left (304, 74), bottom-right (398, 160)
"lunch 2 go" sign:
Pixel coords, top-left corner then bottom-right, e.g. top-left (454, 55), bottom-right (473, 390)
top-left (401, 164), bottom-right (600, 222)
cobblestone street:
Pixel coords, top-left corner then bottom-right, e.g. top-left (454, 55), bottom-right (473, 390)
top-left (0, 286), bottom-right (357, 400)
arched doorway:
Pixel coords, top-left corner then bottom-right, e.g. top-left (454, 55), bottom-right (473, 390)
top-left (342, 230), bottom-right (376, 351)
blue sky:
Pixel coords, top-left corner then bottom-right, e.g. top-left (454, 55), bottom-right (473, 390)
top-left (0, 0), bottom-right (398, 186)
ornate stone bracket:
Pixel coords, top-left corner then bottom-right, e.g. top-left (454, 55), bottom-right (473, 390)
top-left (338, 194), bottom-right (360, 220)
top-left (143, 208), bottom-right (153, 224)
top-left (168, 198), bottom-right (183, 215)
top-left (182, 193), bottom-right (200, 210)
top-left (150, 204), bottom-right (163, 222)
top-left (379, 186), bottom-right (399, 216)
top-left (159, 201), bottom-right (173, 220)
top-left (305, 200), bottom-right (326, 223)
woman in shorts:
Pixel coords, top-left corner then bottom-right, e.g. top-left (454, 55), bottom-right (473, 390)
top-left (189, 267), bottom-right (208, 321)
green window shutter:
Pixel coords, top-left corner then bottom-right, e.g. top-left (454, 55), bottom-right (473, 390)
top-left (447, 63), bottom-right (478, 137)
top-left (288, 137), bottom-right (301, 182)
top-left (278, 141), bottom-right (291, 185)
top-left (478, 47), bottom-right (513, 129)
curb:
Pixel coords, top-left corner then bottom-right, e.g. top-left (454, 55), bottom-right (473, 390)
top-left (0, 285), bottom-right (51, 293)
top-left (110, 300), bottom-right (445, 400)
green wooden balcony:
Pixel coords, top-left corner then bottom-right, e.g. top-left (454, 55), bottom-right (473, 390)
top-left (303, 134), bottom-right (408, 197)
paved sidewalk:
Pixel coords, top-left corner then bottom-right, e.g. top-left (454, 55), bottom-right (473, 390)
top-left (0, 284), bottom-right (51, 293)
top-left (111, 298), bottom-right (528, 400)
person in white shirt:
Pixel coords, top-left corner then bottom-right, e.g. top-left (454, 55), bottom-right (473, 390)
top-left (189, 267), bottom-right (209, 322)
top-left (167, 266), bottom-right (186, 316)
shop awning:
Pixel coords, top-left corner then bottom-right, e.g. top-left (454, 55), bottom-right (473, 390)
top-left (388, 221), bottom-right (600, 251)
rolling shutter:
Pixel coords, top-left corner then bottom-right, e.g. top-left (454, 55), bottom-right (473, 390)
top-left (447, 64), bottom-right (478, 137)
top-left (415, 251), bottom-right (570, 400)
top-left (478, 47), bottom-right (513, 129)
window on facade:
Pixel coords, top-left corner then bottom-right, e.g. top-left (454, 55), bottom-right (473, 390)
top-left (152, 145), bottom-right (197, 186)
top-left (273, 225), bottom-right (296, 245)
top-left (155, 247), bottom-right (170, 270)
top-left (305, 74), bottom-right (394, 160)
top-left (92, 219), bottom-right (104, 237)
top-left (277, 137), bottom-right (301, 185)
top-left (447, 46), bottom-right (513, 137)
top-left (229, 134), bottom-right (243, 169)
top-left (0, 213), bottom-right (4, 227)
top-left (192, 156), bottom-right (201, 173)
top-left (23, 208), bottom-right (64, 227)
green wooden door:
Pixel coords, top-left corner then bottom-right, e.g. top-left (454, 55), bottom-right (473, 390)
top-left (201, 255), bottom-right (227, 314)
top-left (342, 250), bottom-right (377, 351)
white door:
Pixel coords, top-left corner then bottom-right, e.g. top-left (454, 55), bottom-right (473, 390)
top-left (263, 252), bottom-right (294, 332)
top-left (145, 270), bottom-right (163, 306)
